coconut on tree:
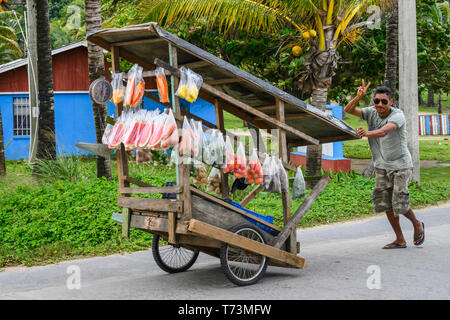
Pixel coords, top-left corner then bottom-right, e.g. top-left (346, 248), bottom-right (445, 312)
top-left (136, 0), bottom-right (392, 185)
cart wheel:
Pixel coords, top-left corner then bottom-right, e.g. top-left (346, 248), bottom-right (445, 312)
top-left (220, 223), bottom-right (268, 286)
top-left (152, 234), bottom-right (199, 273)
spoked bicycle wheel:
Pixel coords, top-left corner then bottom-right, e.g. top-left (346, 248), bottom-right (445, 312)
top-left (220, 223), bottom-right (268, 286)
top-left (152, 234), bottom-right (199, 273)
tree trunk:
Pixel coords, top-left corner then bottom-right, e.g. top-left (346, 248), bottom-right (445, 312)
top-left (305, 88), bottom-right (327, 189)
top-left (0, 106), bottom-right (6, 176)
top-left (35, 0), bottom-right (56, 160)
top-left (427, 89), bottom-right (434, 107)
top-left (437, 93), bottom-right (442, 114)
top-left (85, 0), bottom-right (111, 180)
top-left (362, 0), bottom-right (399, 179)
top-left (384, 0), bottom-right (398, 98)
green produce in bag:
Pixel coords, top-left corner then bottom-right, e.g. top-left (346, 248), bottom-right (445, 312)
top-left (292, 166), bottom-right (306, 201)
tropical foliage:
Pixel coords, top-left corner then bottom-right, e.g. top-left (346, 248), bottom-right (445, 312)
top-left (0, 10), bottom-right (23, 64)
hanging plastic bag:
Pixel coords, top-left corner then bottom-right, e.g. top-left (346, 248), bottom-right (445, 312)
top-left (160, 109), bottom-right (179, 149)
top-left (136, 148), bottom-right (152, 164)
top-left (179, 116), bottom-right (195, 158)
top-left (246, 148), bottom-right (263, 185)
top-left (262, 155), bottom-right (281, 194)
top-left (111, 72), bottom-right (124, 104)
top-left (137, 110), bottom-right (157, 148)
top-left (192, 119), bottom-right (204, 162)
top-left (131, 66), bottom-right (145, 108)
top-left (175, 67), bottom-right (188, 99)
top-left (193, 163), bottom-right (208, 186)
top-left (277, 158), bottom-right (289, 194)
top-left (207, 167), bottom-right (222, 194)
top-left (233, 142), bottom-right (247, 178)
top-left (102, 123), bottom-right (115, 145)
top-left (203, 129), bottom-right (216, 166)
top-left (155, 67), bottom-right (169, 103)
top-left (223, 135), bottom-right (235, 173)
top-left (185, 69), bottom-right (203, 103)
top-left (108, 111), bottom-right (131, 149)
top-left (124, 64), bottom-right (138, 107)
top-left (122, 111), bottom-right (141, 150)
top-left (148, 112), bottom-right (167, 149)
top-left (292, 166), bottom-right (306, 201)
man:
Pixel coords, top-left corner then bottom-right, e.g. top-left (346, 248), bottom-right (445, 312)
top-left (344, 81), bottom-right (425, 249)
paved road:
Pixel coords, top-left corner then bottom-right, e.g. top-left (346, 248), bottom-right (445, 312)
top-left (1, 204), bottom-right (449, 300)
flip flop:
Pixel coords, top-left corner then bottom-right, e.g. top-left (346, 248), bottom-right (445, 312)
top-left (414, 222), bottom-right (425, 246)
top-left (382, 242), bottom-right (407, 249)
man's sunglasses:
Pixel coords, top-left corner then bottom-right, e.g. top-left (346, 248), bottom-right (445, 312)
top-left (373, 98), bottom-right (389, 105)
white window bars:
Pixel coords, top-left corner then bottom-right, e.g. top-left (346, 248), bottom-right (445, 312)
top-left (13, 97), bottom-right (31, 136)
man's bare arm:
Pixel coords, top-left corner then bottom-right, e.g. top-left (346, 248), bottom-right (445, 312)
top-left (344, 80), bottom-right (371, 118)
top-left (357, 123), bottom-right (398, 138)
top-left (344, 96), bottom-right (363, 118)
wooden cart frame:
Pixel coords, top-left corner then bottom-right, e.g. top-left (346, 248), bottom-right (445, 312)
top-left (86, 23), bottom-right (358, 285)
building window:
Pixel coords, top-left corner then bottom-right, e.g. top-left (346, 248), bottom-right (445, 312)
top-left (13, 97), bottom-right (31, 136)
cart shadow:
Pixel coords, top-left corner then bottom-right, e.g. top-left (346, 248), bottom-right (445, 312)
top-left (150, 262), bottom-right (300, 289)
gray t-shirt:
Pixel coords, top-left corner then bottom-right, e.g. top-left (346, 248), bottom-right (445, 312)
top-left (361, 106), bottom-right (413, 170)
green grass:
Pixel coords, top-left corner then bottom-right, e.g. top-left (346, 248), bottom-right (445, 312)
top-left (1, 156), bottom-right (449, 268)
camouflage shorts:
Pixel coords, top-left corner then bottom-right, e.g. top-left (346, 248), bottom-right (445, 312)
top-left (372, 168), bottom-right (413, 216)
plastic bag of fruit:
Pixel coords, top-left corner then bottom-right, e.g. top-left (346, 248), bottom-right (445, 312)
top-left (207, 167), bottom-right (222, 194)
top-left (233, 142), bottom-right (247, 179)
top-left (292, 166), bottom-right (306, 201)
top-left (246, 148), bottom-right (263, 184)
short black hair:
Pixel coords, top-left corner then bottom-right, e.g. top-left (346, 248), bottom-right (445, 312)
top-left (374, 86), bottom-right (393, 99)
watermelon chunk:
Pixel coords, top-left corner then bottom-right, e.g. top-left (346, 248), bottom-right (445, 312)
top-left (108, 122), bottom-right (125, 149)
top-left (137, 121), bottom-right (154, 148)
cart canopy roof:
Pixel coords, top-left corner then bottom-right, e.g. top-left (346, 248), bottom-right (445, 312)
top-left (87, 22), bottom-right (359, 146)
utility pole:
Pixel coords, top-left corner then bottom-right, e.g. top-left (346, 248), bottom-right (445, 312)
top-left (398, 0), bottom-right (420, 183)
top-left (26, 0), bottom-right (38, 161)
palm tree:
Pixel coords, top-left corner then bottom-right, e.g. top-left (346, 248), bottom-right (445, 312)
top-left (36, 0), bottom-right (56, 160)
top-left (85, 0), bottom-right (112, 180)
top-left (137, 0), bottom-right (391, 186)
top-left (0, 11), bottom-right (24, 64)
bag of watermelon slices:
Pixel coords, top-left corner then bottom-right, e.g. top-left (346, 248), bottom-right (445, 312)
top-left (108, 111), bottom-right (130, 149)
top-left (147, 112), bottom-right (168, 149)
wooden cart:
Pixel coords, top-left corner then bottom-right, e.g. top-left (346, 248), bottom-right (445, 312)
top-left (85, 23), bottom-right (359, 286)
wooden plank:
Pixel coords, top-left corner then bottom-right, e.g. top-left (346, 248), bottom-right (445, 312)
top-left (276, 98), bottom-right (296, 254)
top-left (118, 186), bottom-right (182, 194)
top-left (285, 113), bottom-right (315, 120)
top-left (205, 78), bottom-right (241, 85)
top-left (190, 187), bottom-right (282, 232)
top-left (124, 176), bottom-right (153, 187)
top-left (254, 105), bottom-right (276, 111)
top-left (168, 212), bottom-right (177, 244)
top-left (153, 58), bottom-right (319, 145)
top-left (113, 38), bottom-right (165, 47)
top-left (122, 208), bottom-right (131, 238)
top-left (188, 219), bottom-right (305, 268)
top-left (240, 184), bottom-right (263, 207)
top-left (214, 99), bottom-right (229, 199)
top-left (111, 45), bottom-right (130, 239)
top-left (117, 197), bottom-right (183, 213)
top-left (273, 175), bottom-right (332, 249)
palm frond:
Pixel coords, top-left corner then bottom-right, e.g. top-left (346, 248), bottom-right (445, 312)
top-left (0, 34), bottom-right (22, 57)
top-left (0, 25), bottom-right (17, 41)
top-left (137, 0), bottom-right (315, 34)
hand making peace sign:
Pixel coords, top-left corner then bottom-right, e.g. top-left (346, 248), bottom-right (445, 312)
top-left (356, 80), bottom-right (371, 99)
